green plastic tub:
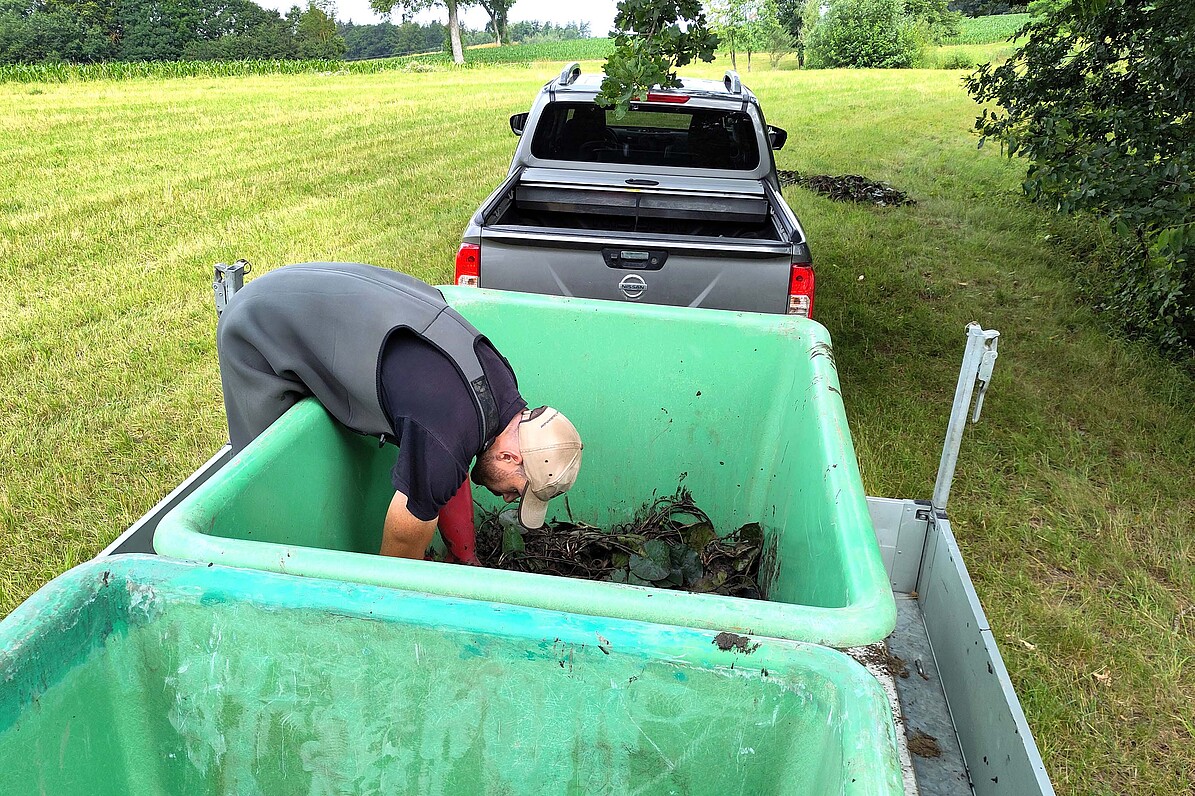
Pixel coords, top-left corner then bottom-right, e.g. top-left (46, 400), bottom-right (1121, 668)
top-left (0, 556), bottom-right (901, 795)
top-left (155, 289), bottom-right (895, 647)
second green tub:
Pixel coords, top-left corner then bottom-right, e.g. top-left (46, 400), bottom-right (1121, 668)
top-left (155, 288), bottom-right (895, 647)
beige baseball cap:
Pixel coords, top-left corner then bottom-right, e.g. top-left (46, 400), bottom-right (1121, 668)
top-left (518, 406), bottom-right (583, 530)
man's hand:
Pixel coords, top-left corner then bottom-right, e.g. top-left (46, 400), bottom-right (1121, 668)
top-left (380, 492), bottom-right (437, 559)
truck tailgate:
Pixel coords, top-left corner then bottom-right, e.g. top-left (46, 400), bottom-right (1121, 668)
top-left (479, 229), bottom-right (793, 313)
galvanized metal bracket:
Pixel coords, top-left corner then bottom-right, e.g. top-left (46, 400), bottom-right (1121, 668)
top-left (213, 259), bottom-right (250, 317)
top-left (933, 323), bottom-right (1000, 513)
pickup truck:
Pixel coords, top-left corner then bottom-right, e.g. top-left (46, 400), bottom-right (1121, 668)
top-left (454, 63), bottom-right (816, 316)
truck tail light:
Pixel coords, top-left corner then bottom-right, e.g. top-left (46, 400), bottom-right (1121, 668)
top-left (455, 243), bottom-right (480, 287)
top-left (644, 92), bottom-right (690, 103)
top-left (787, 264), bottom-right (815, 317)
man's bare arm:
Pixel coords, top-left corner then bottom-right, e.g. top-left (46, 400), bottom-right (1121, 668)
top-left (380, 492), bottom-right (438, 559)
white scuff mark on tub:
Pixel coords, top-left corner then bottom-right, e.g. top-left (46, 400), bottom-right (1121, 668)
top-left (126, 582), bottom-right (160, 620)
top-left (59, 720), bottom-right (70, 770)
top-left (756, 704), bottom-right (781, 728)
top-left (625, 711), bottom-right (675, 772)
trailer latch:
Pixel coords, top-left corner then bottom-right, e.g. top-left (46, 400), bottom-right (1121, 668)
top-left (213, 260), bottom-right (251, 317)
top-left (972, 338), bottom-right (999, 423)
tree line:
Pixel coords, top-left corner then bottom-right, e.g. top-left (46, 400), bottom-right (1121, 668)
top-left (0, 0), bottom-right (344, 63)
top-left (339, 18), bottom-right (590, 61)
top-left (0, 0), bottom-right (592, 64)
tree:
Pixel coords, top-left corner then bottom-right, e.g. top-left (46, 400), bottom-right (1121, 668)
top-left (756, 0), bottom-right (793, 67)
top-left (115, 0), bottom-right (199, 61)
top-left (476, 0), bottom-right (511, 44)
top-left (794, 0), bottom-right (818, 65)
top-left (966, 0), bottom-right (1195, 353)
top-left (369, 0), bottom-right (467, 63)
top-left (946, 0), bottom-right (1011, 16)
top-left (294, 0), bottom-right (343, 58)
top-left (597, 0), bottom-right (718, 116)
top-left (706, 0), bottom-right (748, 70)
top-left (903, 0), bottom-right (960, 43)
top-left (805, 0), bottom-right (919, 68)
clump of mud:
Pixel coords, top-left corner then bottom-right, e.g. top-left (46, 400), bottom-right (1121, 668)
top-left (777, 170), bottom-right (915, 207)
top-left (908, 730), bottom-right (943, 759)
top-left (856, 644), bottom-right (910, 679)
top-left (476, 486), bottom-right (773, 599)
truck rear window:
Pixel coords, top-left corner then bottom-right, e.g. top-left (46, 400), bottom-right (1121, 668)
top-left (530, 102), bottom-right (761, 171)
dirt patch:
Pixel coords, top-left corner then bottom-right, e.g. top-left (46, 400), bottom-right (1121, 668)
top-left (856, 644), bottom-right (909, 679)
top-left (713, 632), bottom-right (760, 654)
top-left (777, 170), bottom-right (915, 207)
top-left (475, 487), bottom-right (771, 599)
top-left (908, 730), bottom-right (943, 758)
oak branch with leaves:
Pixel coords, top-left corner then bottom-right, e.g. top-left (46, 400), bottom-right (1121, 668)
top-left (596, 0), bottom-right (720, 118)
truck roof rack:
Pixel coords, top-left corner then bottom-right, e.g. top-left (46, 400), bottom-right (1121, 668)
top-left (724, 70), bottom-right (742, 94)
top-left (557, 62), bottom-right (581, 87)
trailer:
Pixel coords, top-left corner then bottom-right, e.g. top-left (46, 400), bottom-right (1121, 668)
top-left (5, 280), bottom-right (1053, 795)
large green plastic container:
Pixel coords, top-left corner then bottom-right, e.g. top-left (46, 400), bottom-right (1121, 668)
top-left (155, 289), bottom-right (895, 647)
top-left (0, 556), bottom-right (901, 795)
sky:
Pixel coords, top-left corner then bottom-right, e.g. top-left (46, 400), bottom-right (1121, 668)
top-left (254, 0), bottom-right (618, 32)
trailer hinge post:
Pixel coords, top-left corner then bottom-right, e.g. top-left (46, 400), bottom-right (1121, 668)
top-left (933, 322), bottom-right (1000, 512)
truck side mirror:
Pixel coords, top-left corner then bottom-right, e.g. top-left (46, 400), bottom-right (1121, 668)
top-left (510, 113), bottom-right (529, 137)
top-left (768, 125), bottom-right (788, 151)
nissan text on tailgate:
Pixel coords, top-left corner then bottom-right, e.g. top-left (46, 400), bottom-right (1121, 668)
top-left (455, 63), bottom-right (815, 316)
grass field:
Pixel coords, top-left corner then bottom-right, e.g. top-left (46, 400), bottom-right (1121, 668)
top-left (1, 59), bottom-right (1192, 794)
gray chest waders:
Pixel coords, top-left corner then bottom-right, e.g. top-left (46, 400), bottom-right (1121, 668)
top-left (216, 262), bottom-right (500, 452)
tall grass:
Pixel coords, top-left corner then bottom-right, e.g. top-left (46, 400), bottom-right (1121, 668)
top-left (0, 39), bottom-right (612, 85)
top-left (0, 62), bottom-right (1191, 795)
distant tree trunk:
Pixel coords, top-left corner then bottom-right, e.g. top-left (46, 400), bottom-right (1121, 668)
top-left (447, 0), bottom-right (464, 63)
top-left (728, 31), bottom-right (737, 70)
top-left (746, 46), bottom-right (752, 71)
top-left (497, 9), bottom-right (509, 44)
top-left (484, 9), bottom-right (502, 45)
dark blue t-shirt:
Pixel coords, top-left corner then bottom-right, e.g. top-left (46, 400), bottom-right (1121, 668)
top-left (379, 330), bottom-right (526, 521)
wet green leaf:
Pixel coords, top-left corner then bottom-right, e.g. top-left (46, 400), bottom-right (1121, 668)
top-left (682, 521), bottom-right (718, 551)
top-left (630, 551), bottom-right (669, 581)
top-left (689, 570), bottom-right (727, 593)
top-left (738, 522), bottom-right (764, 547)
top-left (678, 548), bottom-right (704, 584)
top-left (502, 526), bottom-right (525, 554)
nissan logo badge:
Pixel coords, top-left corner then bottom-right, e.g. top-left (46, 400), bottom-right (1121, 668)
top-left (618, 274), bottom-right (648, 300)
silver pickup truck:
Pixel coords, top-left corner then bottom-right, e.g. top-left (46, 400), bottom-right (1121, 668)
top-left (455, 63), bottom-right (815, 316)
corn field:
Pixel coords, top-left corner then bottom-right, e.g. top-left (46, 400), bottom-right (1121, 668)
top-left (0, 39), bottom-right (613, 85)
top-left (944, 13), bottom-right (1031, 45)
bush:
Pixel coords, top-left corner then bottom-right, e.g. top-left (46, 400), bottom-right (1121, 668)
top-left (935, 48), bottom-right (975, 67)
top-left (806, 0), bottom-right (920, 68)
top-left (904, 0), bottom-right (963, 42)
top-left (966, 0), bottom-right (1195, 354)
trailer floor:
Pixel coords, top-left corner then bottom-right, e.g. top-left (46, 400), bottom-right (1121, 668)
top-left (851, 595), bottom-right (973, 796)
